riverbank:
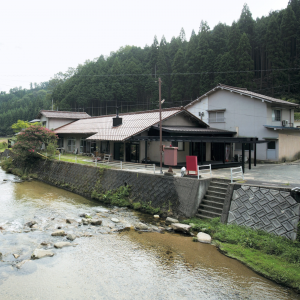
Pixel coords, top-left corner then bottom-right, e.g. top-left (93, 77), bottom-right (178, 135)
top-left (183, 217), bottom-right (300, 292)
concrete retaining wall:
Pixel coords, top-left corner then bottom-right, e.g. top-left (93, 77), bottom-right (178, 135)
top-left (28, 160), bottom-right (210, 218)
top-left (226, 184), bottom-right (300, 240)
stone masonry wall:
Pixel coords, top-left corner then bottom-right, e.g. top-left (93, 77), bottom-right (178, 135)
top-left (227, 184), bottom-right (300, 240)
top-left (28, 160), bottom-right (209, 218)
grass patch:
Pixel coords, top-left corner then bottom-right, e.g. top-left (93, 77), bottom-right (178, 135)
top-left (183, 217), bottom-right (300, 291)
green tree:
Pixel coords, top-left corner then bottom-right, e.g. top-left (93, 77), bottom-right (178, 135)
top-left (171, 48), bottom-right (186, 103)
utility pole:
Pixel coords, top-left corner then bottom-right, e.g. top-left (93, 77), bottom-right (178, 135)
top-left (159, 77), bottom-right (163, 174)
top-left (52, 99), bottom-right (53, 111)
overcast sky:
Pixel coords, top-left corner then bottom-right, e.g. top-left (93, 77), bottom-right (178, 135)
top-left (0, 0), bottom-right (289, 93)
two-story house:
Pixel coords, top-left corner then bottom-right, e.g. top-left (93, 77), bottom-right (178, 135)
top-left (185, 84), bottom-right (300, 162)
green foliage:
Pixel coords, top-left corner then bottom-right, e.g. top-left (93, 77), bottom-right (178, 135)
top-left (92, 186), bottom-right (131, 207)
top-left (12, 124), bottom-right (58, 161)
top-left (11, 120), bottom-right (34, 133)
top-left (46, 142), bottom-right (57, 158)
top-left (184, 217), bottom-right (300, 291)
top-left (0, 157), bottom-right (13, 171)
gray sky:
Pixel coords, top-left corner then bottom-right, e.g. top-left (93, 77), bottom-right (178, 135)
top-left (0, 0), bottom-right (289, 93)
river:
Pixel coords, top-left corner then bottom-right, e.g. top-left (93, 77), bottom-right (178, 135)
top-left (0, 167), bottom-right (299, 300)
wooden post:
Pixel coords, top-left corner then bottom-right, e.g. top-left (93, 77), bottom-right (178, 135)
top-left (200, 142), bottom-right (204, 165)
top-left (145, 140), bottom-right (147, 164)
top-left (223, 142), bottom-right (225, 164)
top-left (249, 143), bottom-right (251, 170)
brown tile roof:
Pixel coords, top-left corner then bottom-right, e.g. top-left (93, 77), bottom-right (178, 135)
top-left (38, 110), bottom-right (91, 119)
top-left (55, 107), bottom-right (202, 141)
top-left (185, 84), bottom-right (299, 108)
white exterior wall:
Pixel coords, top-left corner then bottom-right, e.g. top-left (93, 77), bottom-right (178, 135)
top-left (185, 96), bottom-right (209, 124)
top-left (48, 118), bottom-right (76, 130)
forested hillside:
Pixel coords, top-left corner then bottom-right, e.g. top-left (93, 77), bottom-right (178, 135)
top-left (1, 1), bottom-right (300, 136)
top-left (0, 84), bottom-right (51, 136)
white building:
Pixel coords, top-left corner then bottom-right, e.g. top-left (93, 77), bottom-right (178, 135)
top-left (185, 84), bottom-right (300, 162)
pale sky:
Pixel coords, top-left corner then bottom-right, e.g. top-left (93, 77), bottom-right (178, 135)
top-left (0, 0), bottom-right (289, 93)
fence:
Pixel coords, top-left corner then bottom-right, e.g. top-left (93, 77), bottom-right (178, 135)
top-left (197, 164), bottom-right (212, 179)
top-left (230, 166), bottom-right (244, 183)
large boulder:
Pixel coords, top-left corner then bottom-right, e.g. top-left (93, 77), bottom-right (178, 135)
top-left (51, 230), bottom-right (65, 236)
top-left (135, 223), bottom-right (149, 230)
top-left (197, 232), bottom-right (212, 244)
top-left (54, 242), bottom-right (73, 249)
top-left (90, 219), bottom-right (102, 226)
top-left (171, 223), bottom-right (191, 234)
top-left (31, 249), bottom-right (54, 259)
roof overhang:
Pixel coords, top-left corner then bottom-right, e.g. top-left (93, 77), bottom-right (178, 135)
top-left (264, 125), bottom-right (300, 131)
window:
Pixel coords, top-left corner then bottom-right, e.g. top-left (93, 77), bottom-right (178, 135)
top-left (57, 138), bottom-right (64, 148)
top-left (267, 141), bottom-right (276, 150)
top-left (67, 137), bottom-right (76, 152)
top-left (42, 121), bottom-right (46, 127)
top-left (172, 141), bottom-right (184, 151)
top-left (272, 109), bottom-right (281, 121)
top-left (209, 111), bottom-right (225, 123)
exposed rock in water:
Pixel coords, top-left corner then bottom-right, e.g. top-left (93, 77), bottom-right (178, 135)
top-left (165, 217), bottom-right (179, 225)
top-left (82, 218), bottom-right (89, 225)
top-left (13, 254), bottom-right (20, 259)
top-left (25, 221), bottom-right (37, 228)
top-left (31, 249), bottom-right (54, 259)
top-left (31, 224), bottom-right (39, 230)
top-left (16, 260), bottom-right (31, 269)
top-left (54, 242), bottom-right (72, 249)
top-left (51, 230), bottom-right (65, 236)
top-left (79, 213), bottom-right (90, 218)
top-left (135, 223), bottom-right (149, 230)
top-left (171, 223), bottom-right (191, 234)
top-left (90, 219), bottom-right (102, 226)
top-left (154, 215), bottom-right (160, 219)
top-left (111, 218), bottom-right (119, 223)
top-left (67, 234), bottom-right (76, 241)
top-left (41, 241), bottom-right (50, 246)
top-left (197, 232), bottom-right (212, 244)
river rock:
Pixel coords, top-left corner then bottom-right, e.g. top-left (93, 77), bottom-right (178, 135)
top-left (13, 254), bottom-right (20, 259)
top-left (54, 242), bottom-right (72, 249)
top-left (135, 223), bottom-right (149, 230)
top-left (41, 241), bottom-right (50, 246)
top-left (67, 234), bottom-right (76, 241)
top-left (31, 224), bottom-right (38, 229)
top-left (25, 221), bottom-right (37, 228)
top-left (171, 223), bottom-right (191, 233)
top-left (31, 249), bottom-right (54, 259)
top-left (51, 230), bottom-right (65, 236)
top-left (82, 218), bottom-right (89, 225)
top-left (197, 232), bottom-right (212, 244)
top-left (66, 219), bottom-right (77, 224)
top-left (90, 219), bottom-right (102, 226)
top-left (154, 215), bottom-right (160, 219)
top-left (165, 217), bottom-right (179, 225)
top-left (16, 260), bottom-right (31, 269)
top-left (111, 218), bottom-right (119, 223)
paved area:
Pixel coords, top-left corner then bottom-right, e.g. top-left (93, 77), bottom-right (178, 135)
top-left (122, 162), bottom-right (300, 188)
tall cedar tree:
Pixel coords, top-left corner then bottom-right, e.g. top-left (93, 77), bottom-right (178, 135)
top-left (171, 48), bottom-right (186, 103)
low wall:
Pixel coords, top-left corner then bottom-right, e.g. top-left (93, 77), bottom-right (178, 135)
top-left (28, 160), bottom-right (210, 218)
top-left (226, 184), bottom-right (300, 240)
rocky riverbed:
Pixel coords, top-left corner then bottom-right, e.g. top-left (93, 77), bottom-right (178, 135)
top-left (0, 168), bottom-right (299, 300)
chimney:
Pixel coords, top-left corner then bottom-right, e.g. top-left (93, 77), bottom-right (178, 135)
top-left (113, 107), bottom-right (122, 127)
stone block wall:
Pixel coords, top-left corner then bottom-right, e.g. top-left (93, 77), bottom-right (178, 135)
top-left (227, 185), bottom-right (300, 240)
top-left (29, 160), bottom-right (210, 218)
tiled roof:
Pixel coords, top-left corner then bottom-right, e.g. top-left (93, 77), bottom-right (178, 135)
top-left (185, 84), bottom-right (299, 108)
top-left (55, 107), bottom-right (206, 141)
top-left (152, 125), bottom-right (236, 135)
top-left (38, 110), bottom-right (91, 119)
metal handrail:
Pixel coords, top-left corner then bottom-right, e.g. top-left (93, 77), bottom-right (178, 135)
top-left (197, 164), bottom-right (212, 180)
top-left (230, 166), bottom-right (244, 183)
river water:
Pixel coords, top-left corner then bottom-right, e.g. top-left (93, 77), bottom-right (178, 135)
top-left (0, 167), bottom-right (299, 300)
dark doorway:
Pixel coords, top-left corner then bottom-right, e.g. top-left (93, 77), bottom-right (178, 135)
top-left (114, 142), bottom-right (124, 161)
top-left (126, 142), bottom-right (140, 163)
top-left (211, 143), bottom-right (224, 161)
top-left (191, 142), bottom-right (206, 164)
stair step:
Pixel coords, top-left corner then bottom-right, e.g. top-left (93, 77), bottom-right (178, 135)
top-left (201, 199), bottom-right (224, 209)
top-left (207, 186), bottom-right (227, 193)
top-left (198, 204), bottom-right (223, 213)
top-left (204, 195), bottom-right (226, 203)
top-left (195, 213), bottom-right (213, 220)
top-left (197, 209), bottom-right (222, 218)
top-left (206, 190), bottom-right (227, 198)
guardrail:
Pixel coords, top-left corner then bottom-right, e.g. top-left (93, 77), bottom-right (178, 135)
top-left (96, 160), bottom-right (156, 174)
top-left (230, 166), bottom-right (244, 183)
top-left (197, 164), bottom-right (212, 180)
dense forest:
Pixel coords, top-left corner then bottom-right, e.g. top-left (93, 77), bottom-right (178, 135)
top-left (1, 1), bottom-right (300, 136)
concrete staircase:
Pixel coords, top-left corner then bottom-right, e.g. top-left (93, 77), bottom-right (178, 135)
top-left (196, 179), bottom-right (230, 219)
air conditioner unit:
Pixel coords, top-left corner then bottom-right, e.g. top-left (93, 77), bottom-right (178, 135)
top-left (282, 120), bottom-right (288, 127)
